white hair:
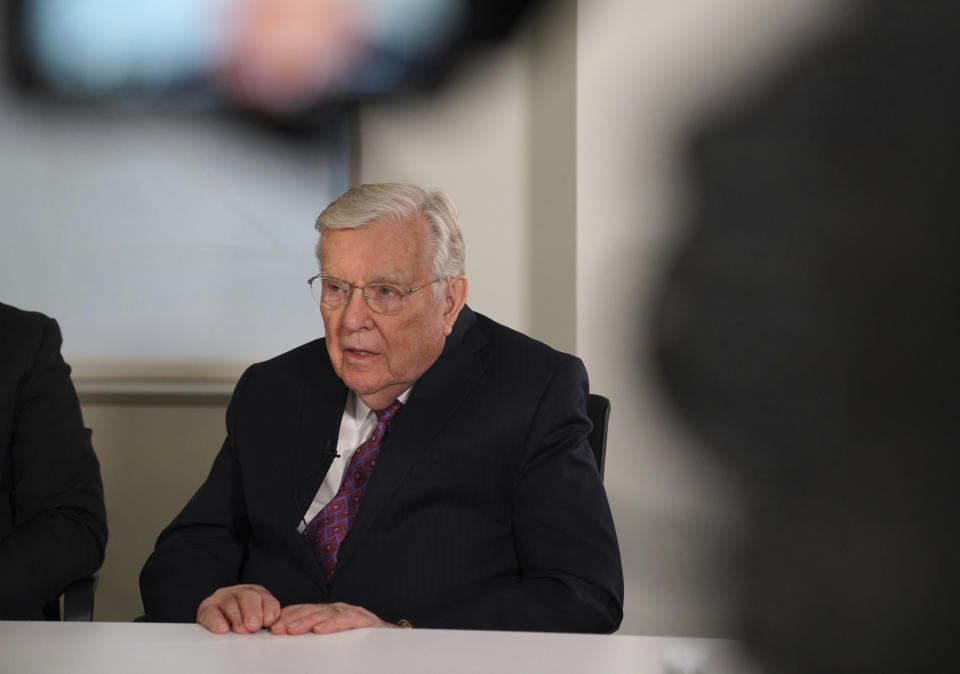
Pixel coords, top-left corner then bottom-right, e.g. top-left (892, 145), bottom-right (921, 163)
top-left (314, 183), bottom-right (466, 293)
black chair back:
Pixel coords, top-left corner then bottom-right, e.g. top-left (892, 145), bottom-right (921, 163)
top-left (586, 394), bottom-right (611, 479)
top-left (43, 573), bottom-right (99, 621)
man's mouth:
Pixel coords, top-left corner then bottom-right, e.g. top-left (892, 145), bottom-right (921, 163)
top-left (345, 348), bottom-right (378, 357)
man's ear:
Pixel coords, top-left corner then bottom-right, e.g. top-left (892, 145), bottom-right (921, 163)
top-left (442, 276), bottom-right (469, 336)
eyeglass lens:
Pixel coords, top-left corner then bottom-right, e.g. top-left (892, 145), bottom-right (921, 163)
top-left (310, 278), bottom-right (405, 315)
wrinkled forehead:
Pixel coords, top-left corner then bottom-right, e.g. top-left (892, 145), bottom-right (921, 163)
top-left (320, 216), bottom-right (432, 279)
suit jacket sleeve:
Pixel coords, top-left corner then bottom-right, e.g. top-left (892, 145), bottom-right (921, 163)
top-left (139, 368), bottom-right (255, 622)
top-left (0, 314), bottom-right (108, 619)
top-left (413, 357), bottom-right (624, 632)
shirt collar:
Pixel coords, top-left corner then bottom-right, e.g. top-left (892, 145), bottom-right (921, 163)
top-left (348, 386), bottom-right (413, 428)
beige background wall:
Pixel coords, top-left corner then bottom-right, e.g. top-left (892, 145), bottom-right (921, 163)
top-left (82, 0), bottom-right (840, 634)
top-left (81, 404), bottom-right (225, 620)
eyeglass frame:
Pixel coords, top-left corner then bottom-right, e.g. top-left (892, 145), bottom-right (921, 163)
top-left (307, 273), bottom-right (442, 315)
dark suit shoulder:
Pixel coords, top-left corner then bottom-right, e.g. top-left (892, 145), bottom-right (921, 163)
top-left (471, 310), bottom-right (582, 371)
top-left (244, 338), bottom-right (333, 381)
top-left (0, 303), bottom-right (62, 382)
top-left (0, 301), bottom-right (55, 341)
top-left (0, 301), bottom-right (49, 329)
top-left (229, 337), bottom-right (344, 415)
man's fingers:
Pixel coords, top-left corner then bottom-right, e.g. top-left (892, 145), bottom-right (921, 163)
top-left (196, 584), bottom-right (279, 634)
top-left (237, 590), bottom-right (267, 631)
top-left (289, 606), bottom-right (344, 635)
top-left (267, 602), bottom-right (393, 635)
top-left (311, 605), bottom-right (379, 634)
top-left (270, 603), bottom-right (321, 634)
top-left (262, 594), bottom-right (281, 626)
top-left (197, 604), bottom-right (231, 634)
top-left (238, 585), bottom-right (280, 627)
top-left (220, 595), bottom-right (250, 634)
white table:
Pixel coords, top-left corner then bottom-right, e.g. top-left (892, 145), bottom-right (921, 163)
top-left (0, 621), bottom-right (758, 674)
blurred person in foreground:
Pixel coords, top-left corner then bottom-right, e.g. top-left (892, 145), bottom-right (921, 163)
top-left (140, 183), bottom-right (622, 634)
top-left (0, 302), bottom-right (107, 619)
top-left (653, 1), bottom-right (959, 671)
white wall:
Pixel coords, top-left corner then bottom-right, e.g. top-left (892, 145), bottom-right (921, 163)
top-left (357, 43), bottom-right (532, 334)
top-left (0, 93), bottom-right (348, 381)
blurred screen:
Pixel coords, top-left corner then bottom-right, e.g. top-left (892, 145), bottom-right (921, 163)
top-left (7, 0), bottom-right (468, 119)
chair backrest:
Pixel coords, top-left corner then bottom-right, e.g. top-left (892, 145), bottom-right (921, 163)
top-left (43, 572), bottom-right (99, 621)
top-left (586, 393), bottom-right (611, 479)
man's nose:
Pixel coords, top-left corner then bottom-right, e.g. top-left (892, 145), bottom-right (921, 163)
top-left (341, 286), bottom-right (375, 330)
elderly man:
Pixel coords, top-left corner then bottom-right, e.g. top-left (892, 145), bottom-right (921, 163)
top-left (140, 183), bottom-right (622, 634)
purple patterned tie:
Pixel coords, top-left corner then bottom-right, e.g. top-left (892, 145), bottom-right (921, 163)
top-left (304, 399), bottom-right (402, 580)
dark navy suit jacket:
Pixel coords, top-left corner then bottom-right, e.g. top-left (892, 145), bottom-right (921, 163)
top-left (0, 303), bottom-right (107, 619)
top-left (140, 307), bottom-right (623, 631)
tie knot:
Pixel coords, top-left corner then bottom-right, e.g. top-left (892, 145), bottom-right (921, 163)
top-left (375, 399), bottom-right (402, 424)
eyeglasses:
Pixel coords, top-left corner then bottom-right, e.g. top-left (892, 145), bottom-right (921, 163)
top-left (307, 274), bottom-right (440, 315)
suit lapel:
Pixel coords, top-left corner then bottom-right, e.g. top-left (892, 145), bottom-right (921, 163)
top-left (281, 342), bottom-right (349, 590)
top-left (335, 307), bottom-right (487, 572)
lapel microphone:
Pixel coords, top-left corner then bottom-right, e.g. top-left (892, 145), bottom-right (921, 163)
top-left (294, 438), bottom-right (340, 539)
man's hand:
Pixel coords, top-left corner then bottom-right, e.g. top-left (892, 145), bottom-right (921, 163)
top-left (269, 602), bottom-right (398, 635)
top-left (197, 584), bottom-right (281, 634)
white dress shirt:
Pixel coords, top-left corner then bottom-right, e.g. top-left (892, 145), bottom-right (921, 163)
top-left (298, 387), bottom-right (412, 532)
